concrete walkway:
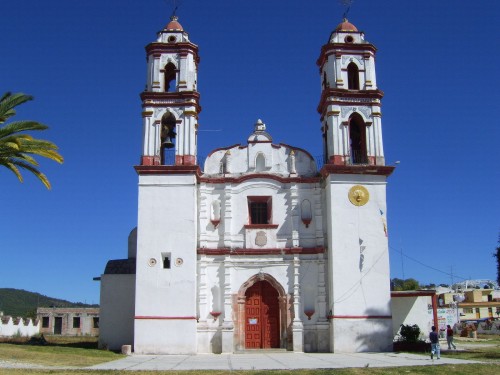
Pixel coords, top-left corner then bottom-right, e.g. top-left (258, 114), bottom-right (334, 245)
top-left (89, 352), bottom-right (481, 371)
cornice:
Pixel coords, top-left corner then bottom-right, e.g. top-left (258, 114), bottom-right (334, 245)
top-left (317, 42), bottom-right (377, 67)
top-left (320, 164), bottom-right (395, 177)
top-left (135, 165), bottom-right (201, 176)
top-left (145, 42), bottom-right (200, 63)
top-left (317, 88), bottom-right (384, 115)
top-left (197, 247), bottom-right (325, 256)
top-left (199, 173), bottom-right (321, 184)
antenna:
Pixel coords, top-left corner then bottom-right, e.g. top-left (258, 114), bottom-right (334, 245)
top-left (165, 0), bottom-right (182, 18)
top-left (340, 0), bottom-right (354, 19)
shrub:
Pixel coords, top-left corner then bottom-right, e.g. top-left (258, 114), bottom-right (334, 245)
top-left (398, 324), bottom-right (421, 343)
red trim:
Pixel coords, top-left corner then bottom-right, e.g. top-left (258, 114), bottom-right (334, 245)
top-left (432, 294), bottom-right (439, 329)
top-left (200, 174), bottom-right (320, 184)
top-left (135, 316), bottom-right (197, 320)
top-left (317, 88), bottom-right (384, 116)
top-left (141, 156), bottom-right (156, 166)
top-left (317, 43), bottom-right (377, 68)
top-left (197, 247), bottom-right (325, 255)
top-left (328, 315), bottom-right (392, 319)
top-left (145, 42), bottom-right (199, 62)
top-left (140, 91), bottom-right (201, 113)
top-left (135, 165), bottom-right (200, 176)
top-left (391, 291), bottom-right (436, 298)
top-left (248, 140), bottom-right (272, 144)
top-left (320, 164), bottom-right (394, 177)
top-left (244, 224), bottom-right (279, 229)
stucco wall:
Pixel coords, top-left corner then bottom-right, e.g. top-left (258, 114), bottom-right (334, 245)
top-left (392, 295), bottom-right (433, 340)
top-left (99, 274), bottom-right (135, 351)
top-left (0, 316), bottom-right (39, 337)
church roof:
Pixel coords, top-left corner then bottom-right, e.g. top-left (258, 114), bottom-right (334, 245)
top-left (335, 18), bottom-right (358, 32)
top-left (165, 16), bottom-right (183, 31)
top-left (104, 258), bottom-right (136, 275)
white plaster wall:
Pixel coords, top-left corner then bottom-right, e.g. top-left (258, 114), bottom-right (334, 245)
top-left (197, 254), bottom-right (329, 352)
top-left (99, 274), bottom-right (135, 351)
top-left (199, 180), bottom-right (321, 250)
top-left (134, 174), bottom-right (198, 354)
top-left (333, 319), bottom-right (393, 352)
top-left (391, 296), bottom-right (433, 340)
top-left (324, 174), bottom-right (392, 352)
top-left (0, 318), bottom-right (39, 337)
top-left (203, 144), bottom-right (316, 177)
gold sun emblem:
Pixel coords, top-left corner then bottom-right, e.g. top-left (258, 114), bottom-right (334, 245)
top-left (348, 185), bottom-right (369, 206)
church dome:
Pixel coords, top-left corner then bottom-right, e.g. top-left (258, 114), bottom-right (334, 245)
top-left (165, 16), bottom-right (183, 31)
top-left (335, 18), bottom-right (358, 32)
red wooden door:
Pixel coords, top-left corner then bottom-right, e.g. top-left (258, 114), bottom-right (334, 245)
top-left (245, 281), bottom-right (279, 349)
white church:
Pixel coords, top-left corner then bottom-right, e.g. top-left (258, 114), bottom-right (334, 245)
top-left (98, 15), bottom-right (396, 354)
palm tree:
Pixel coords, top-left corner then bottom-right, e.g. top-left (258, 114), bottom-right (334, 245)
top-left (0, 92), bottom-right (63, 189)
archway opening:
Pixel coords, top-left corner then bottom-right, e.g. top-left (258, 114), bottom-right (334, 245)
top-left (347, 62), bottom-right (360, 90)
top-left (164, 62), bottom-right (177, 92)
top-left (348, 113), bottom-right (367, 164)
top-left (160, 112), bottom-right (176, 164)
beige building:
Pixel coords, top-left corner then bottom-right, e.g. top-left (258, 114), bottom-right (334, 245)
top-left (457, 289), bottom-right (500, 321)
top-left (37, 307), bottom-right (99, 336)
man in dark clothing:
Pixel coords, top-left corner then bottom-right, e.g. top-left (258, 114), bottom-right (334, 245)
top-left (429, 325), bottom-right (440, 359)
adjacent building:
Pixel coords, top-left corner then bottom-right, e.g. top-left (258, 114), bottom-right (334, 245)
top-left (37, 307), bottom-right (99, 336)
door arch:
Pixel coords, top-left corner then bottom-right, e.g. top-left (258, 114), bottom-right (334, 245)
top-left (236, 273), bottom-right (289, 350)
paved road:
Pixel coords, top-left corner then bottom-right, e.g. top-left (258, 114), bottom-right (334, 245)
top-left (88, 352), bottom-right (480, 371)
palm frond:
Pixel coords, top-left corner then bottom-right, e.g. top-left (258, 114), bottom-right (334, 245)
top-left (0, 92), bottom-right (33, 124)
top-left (0, 91), bottom-right (62, 189)
top-left (0, 121), bottom-right (48, 138)
top-left (2, 157), bottom-right (51, 189)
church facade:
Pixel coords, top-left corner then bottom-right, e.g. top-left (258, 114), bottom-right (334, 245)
top-left (99, 16), bottom-right (395, 354)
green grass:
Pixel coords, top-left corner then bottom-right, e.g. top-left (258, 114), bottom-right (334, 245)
top-left (0, 335), bottom-right (123, 367)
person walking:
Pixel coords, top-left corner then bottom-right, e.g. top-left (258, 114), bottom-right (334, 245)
top-left (429, 326), bottom-right (440, 360)
top-left (446, 324), bottom-right (457, 349)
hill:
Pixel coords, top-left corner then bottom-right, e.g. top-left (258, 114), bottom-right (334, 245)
top-left (0, 288), bottom-right (98, 318)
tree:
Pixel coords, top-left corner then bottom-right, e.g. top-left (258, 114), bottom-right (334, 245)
top-left (0, 92), bottom-right (63, 189)
top-left (495, 234), bottom-right (500, 285)
top-left (391, 278), bottom-right (420, 291)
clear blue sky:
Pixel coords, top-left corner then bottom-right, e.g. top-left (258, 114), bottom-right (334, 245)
top-left (1, 0), bottom-right (499, 305)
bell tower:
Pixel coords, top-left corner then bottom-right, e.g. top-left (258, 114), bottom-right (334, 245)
top-left (140, 15), bottom-right (200, 167)
top-left (134, 16), bottom-right (200, 354)
top-left (318, 19), bottom-right (395, 352)
top-left (318, 19), bottom-right (384, 167)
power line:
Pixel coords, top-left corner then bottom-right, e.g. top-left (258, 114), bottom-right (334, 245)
top-left (389, 245), bottom-right (468, 282)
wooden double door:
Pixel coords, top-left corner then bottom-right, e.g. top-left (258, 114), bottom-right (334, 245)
top-left (245, 280), bottom-right (280, 349)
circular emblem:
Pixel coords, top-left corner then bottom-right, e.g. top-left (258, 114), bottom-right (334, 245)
top-left (148, 258), bottom-right (157, 267)
top-left (255, 231), bottom-right (267, 247)
top-left (175, 258), bottom-right (184, 267)
top-left (348, 185), bottom-right (369, 206)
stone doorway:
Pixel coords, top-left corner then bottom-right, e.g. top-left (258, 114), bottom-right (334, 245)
top-left (235, 273), bottom-right (291, 351)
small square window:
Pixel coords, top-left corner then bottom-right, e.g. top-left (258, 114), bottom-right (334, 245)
top-left (73, 317), bottom-right (80, 328)
top-left (162, 252), bottom-right (171, 269)
top-left (248, 197), bottom-right (272, 225)
top-left (93, 317), bottom-right (99, 328)
top-left (42, 317), bottom-right (49, 328)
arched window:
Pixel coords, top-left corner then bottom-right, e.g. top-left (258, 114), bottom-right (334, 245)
top-left (164, 62), bottom-right (177, 92)
top-left (255, 153), bottom-right (266, 172)
top-left (160, 112), bottom-right (176, 164)
top-left (348, 113), bottom-right (367, 164)
top-left (347, 62), bottom-right (360, 90)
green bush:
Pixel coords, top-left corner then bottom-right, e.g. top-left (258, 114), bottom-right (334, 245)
top-left (398, 324), bottom-right (421, 343)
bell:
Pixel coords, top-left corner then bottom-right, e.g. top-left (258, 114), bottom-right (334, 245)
top-left (162, 136), bottom-right (174, 149)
